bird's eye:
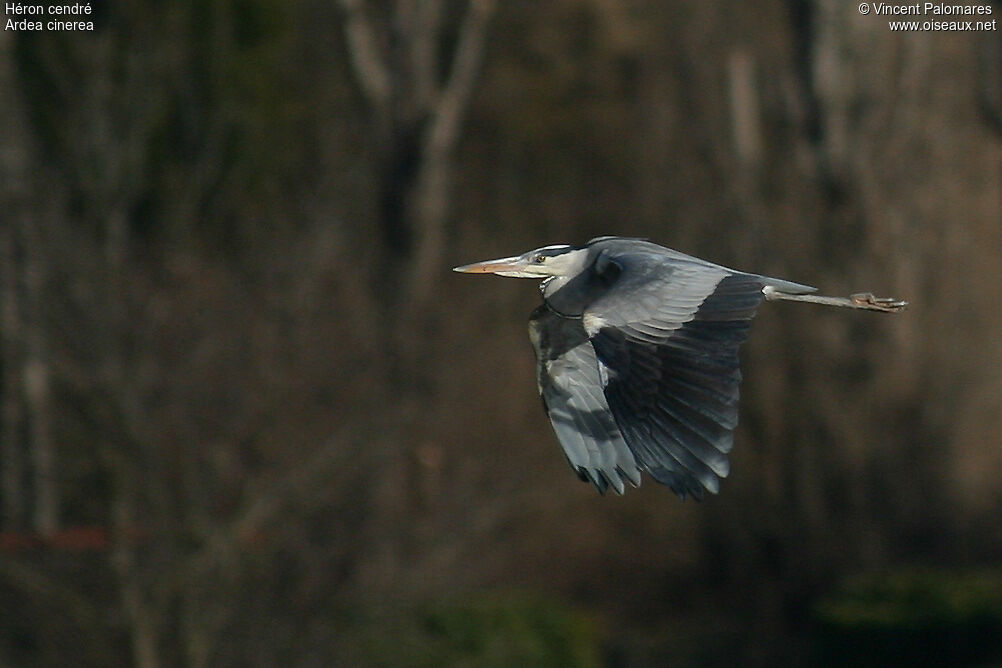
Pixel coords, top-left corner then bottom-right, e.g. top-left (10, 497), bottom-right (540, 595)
top-left (534, 255), bottom-right (546, 263)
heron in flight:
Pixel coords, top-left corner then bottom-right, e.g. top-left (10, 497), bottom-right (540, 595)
top-left (454, 237), bottom-right (906, 499)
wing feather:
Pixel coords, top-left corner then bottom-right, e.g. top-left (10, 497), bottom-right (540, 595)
top-left (587, 266), bottom-right (767, 499)
top-left (529, 307), bottom-right (641, 494)
top-left (528, 239), bottom-right (776, 498)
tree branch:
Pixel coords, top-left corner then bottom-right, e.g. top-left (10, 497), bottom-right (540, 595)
top-left (340, 0), bottom-right (393, 122)
top-left (426, 0), bottom-right (495, 157)
top-left (411, 0), bottom-right (445, 110)
top-left (409, 0), bottom-right (496, 301)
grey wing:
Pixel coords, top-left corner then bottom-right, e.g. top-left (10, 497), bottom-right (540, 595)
top-left (587, 254), bottom-right (767, 499)
top-left (529, 307), bottom-right (641, 494)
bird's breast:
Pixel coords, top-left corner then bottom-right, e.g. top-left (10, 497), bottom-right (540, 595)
top-left (582, 313), bottom-right (607, 337)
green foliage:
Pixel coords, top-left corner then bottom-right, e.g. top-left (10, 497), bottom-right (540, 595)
top-left (337, 593), bottom-right (602, 668)
top-left (813, 568), bottom-right (1002, 666)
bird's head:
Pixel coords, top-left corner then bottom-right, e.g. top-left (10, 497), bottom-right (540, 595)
top-left (453, 244), bottom-right (586, 279)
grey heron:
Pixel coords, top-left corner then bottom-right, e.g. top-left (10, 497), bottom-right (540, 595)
top-left (454, 236), bottom-right (906, 499)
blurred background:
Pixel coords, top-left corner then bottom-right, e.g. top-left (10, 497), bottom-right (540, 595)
top-left (1, 0), bottom-right (1001, 665)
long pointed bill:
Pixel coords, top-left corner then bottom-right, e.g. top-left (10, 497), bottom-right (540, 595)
top-left (452, 256), bottom-right (536, 277)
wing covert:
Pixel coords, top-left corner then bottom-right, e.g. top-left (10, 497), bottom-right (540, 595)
top-left (589, 273), bottom-right (767, 499)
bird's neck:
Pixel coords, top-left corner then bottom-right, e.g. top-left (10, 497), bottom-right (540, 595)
top-left (540, 276), bottom-right (583, 318)
top-left (540, 276), bottom-right (568, 297)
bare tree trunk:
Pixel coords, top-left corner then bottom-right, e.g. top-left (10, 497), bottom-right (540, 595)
top-left (112, 490), bottom-right (161, 668)
top-left (0, 227), bottom-right (25, 530)
top-left (22, 220), bottom-right (58, 536)
top-left (336, 0), bottom-right (496, 591)
top-left (408, 0), bottom-right (495, 303)
top-left (0, 31), bottom-right (35, 532)
top-left (340, 0), bottom-right (496, 305)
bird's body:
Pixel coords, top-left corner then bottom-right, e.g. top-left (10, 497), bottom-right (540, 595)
top-left (454, 237), bottom-right (906, 499)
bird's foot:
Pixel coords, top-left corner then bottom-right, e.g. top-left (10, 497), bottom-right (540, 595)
top-left (850, 293), bottom-right (909, 313)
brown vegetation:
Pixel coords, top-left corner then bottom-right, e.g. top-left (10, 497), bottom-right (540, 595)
top-left (1, 0), bottom-right (1000, 665)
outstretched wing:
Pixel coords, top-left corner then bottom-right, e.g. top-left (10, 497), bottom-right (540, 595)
top-left (529, 241), bottom-right (795, 499)
top-left (529, 306), bottom-right (641, 494)
top-left (585, 248), bottom-right (768, 499)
